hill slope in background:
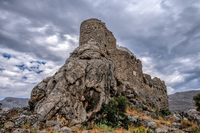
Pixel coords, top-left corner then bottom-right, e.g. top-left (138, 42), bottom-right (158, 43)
top-left (168, 90), bottom-right (200, 113)
top-left (0, 97), bottom-right (29, 109)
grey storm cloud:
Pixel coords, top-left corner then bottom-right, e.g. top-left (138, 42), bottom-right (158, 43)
top-left (0, 0), bottom-right (200, 99)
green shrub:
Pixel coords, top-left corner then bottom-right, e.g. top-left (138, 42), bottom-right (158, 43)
top-left (159, 109), bottom-right (171, 117)
top-left (96, 94), bottom-right (130, 129)
top-left (95, 124), bottom-right (115, 133)
top-left (80, 125), bottom-right (90, 130)
top-left (193, 93), bottom-right (200, 111)
top-left (132, 126), bottom-right (146, 133)
top-left (132, 119), bottom-right (141, 127)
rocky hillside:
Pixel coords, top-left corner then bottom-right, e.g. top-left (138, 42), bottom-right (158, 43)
top-left (0, 97), bottom-right (29, 109)
top-left (169, 90), bottom-right (200, 113)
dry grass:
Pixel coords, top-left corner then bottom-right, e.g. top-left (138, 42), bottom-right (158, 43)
top-left (8, 110), bottom-right (19, 118)
top-left (126, 106), bottom-right (176, 129)
top-left (180, 120), bottom-right (199, 131)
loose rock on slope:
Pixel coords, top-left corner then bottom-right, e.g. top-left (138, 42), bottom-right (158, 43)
top-left (28, 18), bottom-right (169, 126)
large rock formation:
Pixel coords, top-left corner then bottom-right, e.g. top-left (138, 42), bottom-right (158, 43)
top-left (28, 18), bottom-right (168, 126)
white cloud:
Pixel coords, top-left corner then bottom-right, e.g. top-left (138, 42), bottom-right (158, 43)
top-left (0, 47), bottom-right (63, 98)
top-left (47, 34), bottom-right (78, 58)
top-left (46, 35), bottom-right (59, 44)
top-left (167, 86), bottom-right (175, 94)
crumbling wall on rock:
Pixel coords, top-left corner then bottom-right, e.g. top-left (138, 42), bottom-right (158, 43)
top-left (79, 19), bottom-right (168, 109)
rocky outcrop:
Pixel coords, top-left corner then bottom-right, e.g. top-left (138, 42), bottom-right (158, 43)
top-left (29, 40), bottom-right (116, 125)
top-left (187, 109), bottom-right (200, 125)
top-left (28, 18), bottom-right (168, 126)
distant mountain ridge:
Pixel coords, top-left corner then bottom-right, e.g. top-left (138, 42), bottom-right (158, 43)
top-left (168, 90), bottom-right (200, 113)
top-left (0, 97), bottom-right (29, 109)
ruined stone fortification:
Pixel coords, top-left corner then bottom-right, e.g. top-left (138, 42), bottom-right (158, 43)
top-left (28, 18), bottom-right (168, 126)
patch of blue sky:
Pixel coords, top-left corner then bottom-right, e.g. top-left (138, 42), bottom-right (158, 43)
top-left (0, 68), bottom-right (5, 72)
top-left (22, 76), bottom-right (27, 80)
top-left (2, 53), bottom-right (11, 59)
top-left (16, 64), bottom-right (43, 74)
top-left (36, 70), bottom-right (43, 74)
top-left (30, 61), bottom-right (46, 65)
top-left (16, 64), bottom-right (28, 71)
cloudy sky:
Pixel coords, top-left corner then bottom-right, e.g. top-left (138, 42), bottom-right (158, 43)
top-left (0, 0), bottom-right (200, 99)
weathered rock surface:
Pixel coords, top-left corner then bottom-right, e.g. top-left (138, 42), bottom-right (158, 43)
top-left (0, 107), bottom-right (37, 128)
top-left (142, 119), bottom-right (157, 129)
top-left (187, 109), bottom-right (200, 125)
top-left (28, 18), bottom-right (168, 126)
top-left (29, 41), bottom-right (116, 126)
top-left (12, 128), bottom-right (30, 133)
top-left (171, 122), bottom-right (181, 129)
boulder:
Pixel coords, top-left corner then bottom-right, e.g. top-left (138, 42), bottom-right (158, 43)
top-left (12, 128), bottom-right (30, 133)
top-left (46, 120), bottom-right (61, 127)
top-left (58, 127), bottom-right (73, 133)
top-left (187, 109), bottom-right (200, 125)
top-left (147, 121), bottom-right (157, 129)
top-left (4, 121), bottom-right (14, 130)
top-left (142, 119), bottom-right (157, 129)
top-left (173, 114), bottom-right (182, 122)
top-left (128, 115), bottom-right (142, 123)
top-left (156, 128), bottom-right (168, 133)
top-left (171, 122), bottom-right (181, 129)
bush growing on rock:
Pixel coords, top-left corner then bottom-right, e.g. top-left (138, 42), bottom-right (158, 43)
top-left (96, 94), bottom-right (130, 129)
top-left (193, 93), bottom-right (200, 111)
top-left (158, 109), bottom-right (171, 118)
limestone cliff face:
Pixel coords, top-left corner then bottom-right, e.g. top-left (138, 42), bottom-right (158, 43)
top-left (29, 18), bottom-right (168, 126)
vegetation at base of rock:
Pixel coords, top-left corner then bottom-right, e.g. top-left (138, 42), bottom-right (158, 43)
top-left (180, 120), bottom-right (193, 129)
top-left (132, 126), bottom-right (150, 133)
top-left (193, 93), bottom-right (200, 111)
top-left (96, 94), bottom-right (130, 129)
top-left (192, 127), bottom-right (200, 133)
top-left (158, 109), bottom-right (171, 118)
top-left (94, 124), bottom-right (115, 133)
